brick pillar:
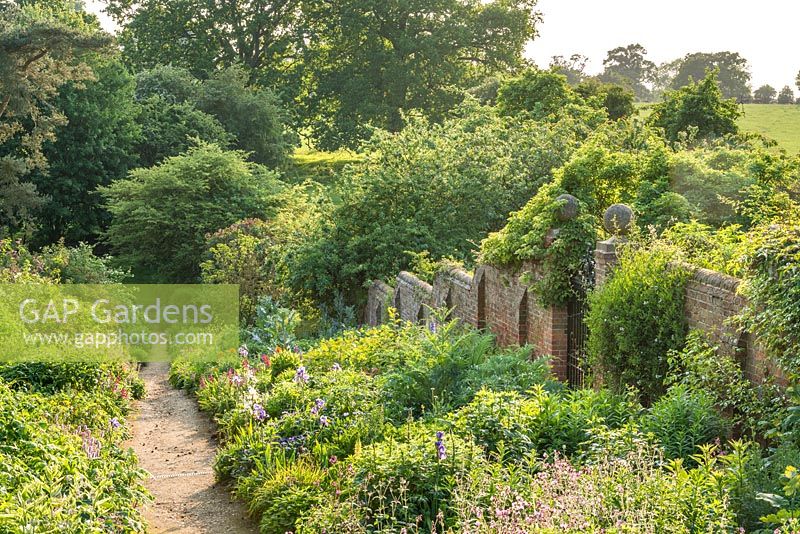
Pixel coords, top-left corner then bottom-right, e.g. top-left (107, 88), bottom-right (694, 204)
top-left (542, 305), bottom-right (569, 381)
top-left (594, 237), bottom-right (624, 287)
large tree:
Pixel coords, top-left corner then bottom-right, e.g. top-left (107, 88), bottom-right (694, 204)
top-left (753, 84), bottom-right (777, 104)
top-left (302, 0), bottom-right (541, 149)
top-left (778, 86), bottom-right (795, 105)
top-left (599, 43), bottom-right (656, 101)
top-left (0, 1), bottom-right (111, 230)
top-left (30, 56), bottom-right (141, 246)
top-left (670, 52), bottom-right (751, 102)
top-left (105, 0), bottom-right (306, 99)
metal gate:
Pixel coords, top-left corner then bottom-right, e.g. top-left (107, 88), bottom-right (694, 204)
top-left (566, 297), bottom-right (588, 388)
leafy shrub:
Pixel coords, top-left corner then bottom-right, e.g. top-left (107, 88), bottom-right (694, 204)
top-left (293, 102), bottom-right (583, 303)
top-left (668, 148), bottom-right (754, 227)
top-left (352, 425), bottom-right (483, 528)
top-left (739, 223), bottom-right (800, 378)
top-left (661, 221), bottom-right (747, 276)
top-left (201, 220), bottom-right (281, 323)
top-left (586, 244), bottom-right (691, 401)
top-left (197, 66), bottom-right (295, 168)
top-left (134, 96), bottom-right (233, 168)
top-left (649, 70), bottom-right (741, 143)
top-left (134, 65), bottom-right (200, 104)
top-left (460, 348), bottom-right (553, 402)
top-left (40, 241), bottom-right (130, 283)
top-left (376, 320), bottom-right (499, 420)
top-left (575, 78), bottom-right (636, 120)
top-left (250, 460), bottom-right (328, 534)
top-left (451, 387), bottom-right (639, 462)
top-left (0, 239), bottom-right (127, 284)
top-left (643, 384), bottom-right (729, 460)
top-left (497, 69), bottom-right (599, 123)
top-left (667, 330), bottom-right (785, 437)
top-left (102, 143), bottom-right (283, 282)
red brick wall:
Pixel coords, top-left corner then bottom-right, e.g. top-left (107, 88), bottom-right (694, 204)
top-left (593, 241), bottom-right (774, 383)
top-left (365, 262), bottom-right (571, 381)
top-left (684, 267), bottom-right (772, 382)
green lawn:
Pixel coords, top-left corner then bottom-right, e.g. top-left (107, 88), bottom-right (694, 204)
top-left (737, 104), bottom-right (800, 154)
top-left (636, 103), bottom-right (800, 154)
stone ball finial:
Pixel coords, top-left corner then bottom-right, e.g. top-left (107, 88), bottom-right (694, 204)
top-left (603, 204), bottom-right (634, 235)
top-left (555, 194), bottom-right (579, 221)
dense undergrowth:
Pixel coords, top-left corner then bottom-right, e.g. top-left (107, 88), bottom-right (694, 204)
top-left (0, 362), bottom-right (149, 532)
top-left (171, 314), bottom-right (800, 533)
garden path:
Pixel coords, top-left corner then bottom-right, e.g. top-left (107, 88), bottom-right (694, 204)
top-left (130, 362), bottom-right (258, 534)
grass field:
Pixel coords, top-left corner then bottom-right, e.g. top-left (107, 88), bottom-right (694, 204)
top-left (737, 104), bottom-right (800, 154)
top-left (636, 103), bottom-right (800, 154)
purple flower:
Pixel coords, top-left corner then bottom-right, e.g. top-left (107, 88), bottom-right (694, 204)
top-left (293, 366), bottom-right (309, 384)
top-left (238, 345), bottom-right (249, 357)
top-left (331, 362), bottom-right (342, 371)
top-left (252, 403), bottom-right (267, 421)
top-left (429, 321), bottom-right (438, 334)
top-left (435, 431), bottom-right (446, 460)
top-left (311, 398), bottom-right (326, 415)
top-left (110, 417), bottom-right (121, 430)
top-left (230, 373), bottom-right (244, 386)
top-left (319, 415), bottom-right (330, 427)
top-left (78, 426), bottom-right (101, 459)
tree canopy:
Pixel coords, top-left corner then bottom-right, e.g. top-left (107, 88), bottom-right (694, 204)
top-left (599, 43), bottom-right (656, 101)
top-left (670, 52), bottom-right (751, 103)
top-left (0, 1), bottom-right (111, 230)
top-left (648, 71), bottom-right (741, 143)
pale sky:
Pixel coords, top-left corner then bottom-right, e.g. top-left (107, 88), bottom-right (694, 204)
top-left (87, 0), bottom-right (798, 90)
top-left (525, 0), bottom-right (798, 90)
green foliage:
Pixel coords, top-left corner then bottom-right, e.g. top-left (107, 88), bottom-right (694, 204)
top-left (450, 387), bottom-right (639, 462)
top-left (667, 330), bottom-right (785, 438)
top-left (670, 52), bottom-right (752, 103)
top-left (668, 148), bottom-right (754, 227)
top-left (575, 78), bottom-right (636, 120)
top-left (0, 0), bottom-right (112, 230)
top-left (377, 320), bottom-right (501, 420)
top-left (296, 103), bottom-right (582, 304)
top-left (30, 56), bottom-right (140, 246)
top-left (252, 460), bottom-right (328, 534)
top-left (0, 238), bottom-right (127, 284)
top-left (201, 219), bottom-right (279, 323)
top-left (197, 67), bottom-right (296, 168)
top-left (134, 97), bottom-right (233, 168)
top-left (586, 244), bottom-right (691, 401)
top-left (0, 365), bottom-right (149, 532)
top-left (108, 0), bottom-right (306, 102)
top-left (661, 221), bottom-right (747, 276)
top-left (134, 65), bottom-right (200, 103)
top-left (754, 85), bottom-right (778, 104)
top-left (460, 348), bottom-right (553, 400)
top-left (302, 0), bottom-right (540, 149)
top-left (643, 384), bottom-right (729, 461)
top-left (599, 43), bottom-right (656, 101)
top-left (497, 69), bottom-right (584, 120)
top-left (649, 70), bottom-right (741, 143)
top-left (101, 143), bottom-right (282, 282)
top-left (352, 426), bottom-right (483, 527)
top-left (739, 223), bottom-right (800, 378)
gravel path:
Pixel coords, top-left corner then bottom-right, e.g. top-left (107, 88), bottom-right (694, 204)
top-left (130, 362), bottom-right (258, 534)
